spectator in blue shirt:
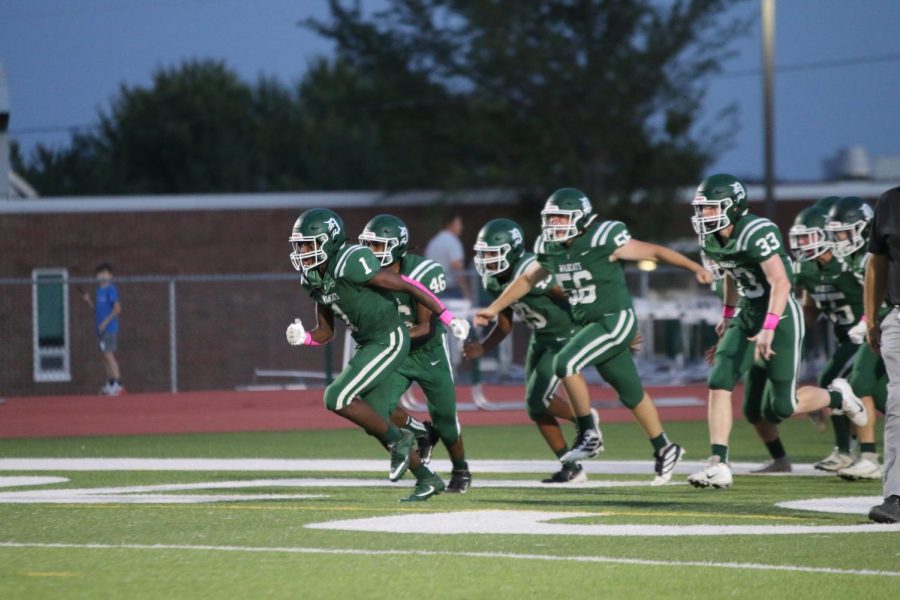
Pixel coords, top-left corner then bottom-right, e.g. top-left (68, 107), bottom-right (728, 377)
top-left (81, 263), bottom-right (124, 395)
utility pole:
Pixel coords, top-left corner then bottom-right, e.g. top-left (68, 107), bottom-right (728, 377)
top-left (761, 0), bottom-right (776, 220)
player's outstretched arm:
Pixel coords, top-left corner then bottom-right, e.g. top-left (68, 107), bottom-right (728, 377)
top-left (612, 239), bottom-right (713, 284)
top-left (367, 269), bottom-right (470, 340)
top-left (368, 270), bottom-right (447, 318)
top-left (474, 262), bottom-right (549, 326)
top-left (464, 308), bottom-right (513, 359)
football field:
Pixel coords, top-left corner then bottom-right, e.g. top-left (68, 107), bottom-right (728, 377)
top-left (1, 419), bottom-right (897, 599)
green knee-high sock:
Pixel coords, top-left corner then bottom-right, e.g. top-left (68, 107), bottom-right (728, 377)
top-left (575, 414), bottom-right (596, 434)
top-left (832, 415), bottom-right (851, 453)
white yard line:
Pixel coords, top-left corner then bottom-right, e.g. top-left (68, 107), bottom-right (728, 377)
top-left (307, 509), bottom-right (900, 538)
top-left (0, 541), bottom-right (897, 578)
top-left (0, 458), bottom-right (830, 476)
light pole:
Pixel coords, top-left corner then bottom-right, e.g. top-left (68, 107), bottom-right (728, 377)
top-left (761, 0), bottom-right (776, 220)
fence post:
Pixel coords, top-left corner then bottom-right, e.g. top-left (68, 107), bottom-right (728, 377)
top-left (169, 278), bottom-right (177, 393)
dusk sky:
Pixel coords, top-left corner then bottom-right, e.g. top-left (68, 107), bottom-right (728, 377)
top-left (2, 0), bottom-right (899, 184)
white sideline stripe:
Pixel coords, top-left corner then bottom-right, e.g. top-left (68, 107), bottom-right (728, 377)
top-left (0, 458), bottom-right (834, 476)
top-left (0, 542), bottom-right (897, 578)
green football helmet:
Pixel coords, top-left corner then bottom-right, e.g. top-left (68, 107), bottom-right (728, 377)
top-left (358, 214), bottom-right (409, 266)
top-left (473, 218), bottom-right (526, 277)
top-left (826, 196), bottom-right (874, 258)
top-left (289, 208), bottom-right (346, 276)
top-left (815, 195), bottom-right (841, 214)
top-left (541, 188), bottom-right (595, 242)
top-left (691, 173), bottom-right (749, 236)
top-left (788, 204), bottom-right (831, 262)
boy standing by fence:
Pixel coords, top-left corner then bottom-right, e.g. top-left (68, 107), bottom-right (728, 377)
top-left (81, 262), bottom-right (124, 395)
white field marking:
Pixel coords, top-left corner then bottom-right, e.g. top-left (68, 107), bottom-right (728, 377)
top-left (777, 496), bottom-right (885, 516)
top-left (0, 458), bottom-right (830, 476)
top-left (307, 510), bottom-right (900, 538)
top-left (0, 541), bottom-right (897, 578)
top-left (0, 476), bottom-right (69, 488)
top-left (0, 478), bottom-right (670, 505)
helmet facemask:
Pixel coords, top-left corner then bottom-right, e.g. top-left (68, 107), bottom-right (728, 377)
top-left (473, 241), bottom-right (512, 277)
top-left (290, 232), bottom-right (330, 274)
top-left (541, 208), bottom-right (584, 242)
top-left (691, 196), bottom-right (733, 236)
top-left (825, 220), bottom-right (867, 258)
top-left (358, 231), bottom-right (400, 266)
top-left (788, 225), bottom-right (830, 262)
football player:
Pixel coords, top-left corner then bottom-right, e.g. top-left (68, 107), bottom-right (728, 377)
top-left (688, 174), bottom-right (868, 489)
top-left (465, 218), bottom-right (597, 483)
top-left (789, 201), bottom-right (865, 473)
top-left (358, 214), bottom-right (472, 493)
top-left (475, 188), bottom-right (711, 485)
top-left (826, 196), bottom-right (886, 480)
top-left (286, 208), bottom-right (470, 502)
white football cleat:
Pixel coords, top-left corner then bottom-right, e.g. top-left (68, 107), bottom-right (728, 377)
top-left (829, 378), bottom-right (868, 427)
top-left (651, 443), bottom-right (685, 486)
top-left (687, 456), bottom-right (733, 489)
top-left (814, 447), bottom-right (855, 472)
top-left (837, 457), bottom-right (883, 481)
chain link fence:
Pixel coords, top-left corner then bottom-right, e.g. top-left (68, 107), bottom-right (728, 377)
top-left (1, 268), bottom-right (832, 397)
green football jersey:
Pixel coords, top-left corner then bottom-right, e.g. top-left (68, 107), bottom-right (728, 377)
top-left (701, 214), bottom-right (793, 315)
top-left (535, 219), bottom-right (633, 324)
top-left (391, 253), bottom-right (447, 352)
top-left (300, 243), bottom-right (403, 344)
top-left (482, 252), bottom-right (578, 340)
top-left (793, 255), bottom-right (864, 329)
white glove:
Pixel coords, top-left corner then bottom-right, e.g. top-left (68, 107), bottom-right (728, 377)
top-left (286, 318), bottom-right (307, 346)
top-left (848, 319), bottom-right (867, 345)
top-left (448, 317), bottom-right (471, 342)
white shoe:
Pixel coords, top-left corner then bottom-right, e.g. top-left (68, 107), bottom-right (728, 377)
top-left (837, 457), bottom-right (883, 481)
top-left (108, 383), bottom-right (124, 396)
top-left (560, 428), bottom-right (604, 462)
top-left (829, 378), bottom-right (868, 427)
top-left (651, 443), bottom-right (685, 486)
top-left (99, 383), bottom-right (114, 396)
top-left (814, 447), bottom-right (855, 472)
top-left (688, 456), bottom-right (733, 489)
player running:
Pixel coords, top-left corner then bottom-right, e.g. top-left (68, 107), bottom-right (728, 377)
top-left (358, 214), bottom-right (472, 493)
top-left (688, 174), bottom-right (868, 489)
top-left (826, 196), bottom-right (885, 480)
top-left (285, 208), bottom-right (470, 502)
top-left (465, 218), bottom-right (597, 484)
top-left (789, 201), bottom-right (865, 473)
top-left (475, 188), bottom-right (712, 486)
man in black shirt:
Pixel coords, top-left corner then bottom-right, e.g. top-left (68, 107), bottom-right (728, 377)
top-left (865, 185), bottom-right (900, 523)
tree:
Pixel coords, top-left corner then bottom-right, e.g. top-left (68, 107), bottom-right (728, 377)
top-left (307, 0), bottom-right (748, 233)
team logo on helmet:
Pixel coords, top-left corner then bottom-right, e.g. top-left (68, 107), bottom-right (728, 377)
top-left (399, 225), bottom-right (409, 245)
top-left (509, 228), bottom-right (523, 245)
top-left (325, 217), bottom-right (341, 238)
top-left (730, 182), bottom-right (746, 202)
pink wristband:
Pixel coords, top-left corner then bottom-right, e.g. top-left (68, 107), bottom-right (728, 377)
top-left (762, 312), bottom-right (780, 331)
top-left (722, 305), bottom-right (736, 319)
top-left (304, 332), bottom-right (326, 347)
top-left (438, 309), bottom-right (456, 326)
